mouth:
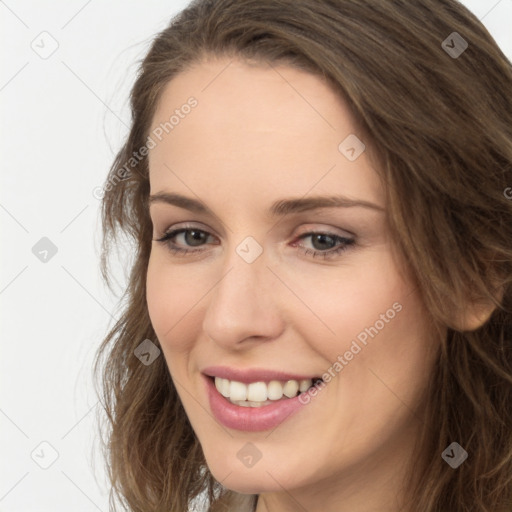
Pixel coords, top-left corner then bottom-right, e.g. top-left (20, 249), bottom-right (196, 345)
top-left (202, 369), bottom-right (325, 431)
top-left (207, 375), bottom-right (324, 407)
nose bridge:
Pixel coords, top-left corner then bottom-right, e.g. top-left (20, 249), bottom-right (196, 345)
top-left (202, 239), bottom-right (283, 347)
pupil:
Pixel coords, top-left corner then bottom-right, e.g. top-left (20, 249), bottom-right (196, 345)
top-left (186, 230), bottom-right (206, 247)
top-left (313, 234), bottom-right (334, 250)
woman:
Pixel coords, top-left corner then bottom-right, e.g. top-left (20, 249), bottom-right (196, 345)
top-left (94, 1), bottom-right (512, 510)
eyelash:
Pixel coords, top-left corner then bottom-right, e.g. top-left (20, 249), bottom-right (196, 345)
top-left (154, 227), bottom-right (355, 260)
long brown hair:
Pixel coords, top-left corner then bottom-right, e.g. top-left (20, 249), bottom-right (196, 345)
top-left (93, 1), bottom-right (512, 510)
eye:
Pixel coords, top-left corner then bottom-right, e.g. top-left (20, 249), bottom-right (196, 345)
top-left (154, 227), bottom-right (216, 255)
top-left (154, 226), bottom-right (355, 260)
top-left (292, 231), bottom-right (355, 259)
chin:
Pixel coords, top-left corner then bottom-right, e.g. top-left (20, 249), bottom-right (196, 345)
top-left (203, 450), bottom-right (306, 495)
top-left (210, 471), bottom-right (281, 495)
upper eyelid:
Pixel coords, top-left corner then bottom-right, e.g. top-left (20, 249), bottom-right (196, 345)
top-left (158, 221), bottom-right (355, 238)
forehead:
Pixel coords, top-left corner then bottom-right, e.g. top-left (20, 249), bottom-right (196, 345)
top-left (148, 57), bottom-right (383, 209)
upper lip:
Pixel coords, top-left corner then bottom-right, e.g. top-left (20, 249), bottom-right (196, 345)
top-left (202, 365), bottom-right (321, 384)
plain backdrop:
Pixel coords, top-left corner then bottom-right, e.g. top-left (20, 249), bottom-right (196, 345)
top-left (1, 1), bottom-right (511, 511)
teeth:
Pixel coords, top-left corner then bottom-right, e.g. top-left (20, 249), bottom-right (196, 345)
top-left (298, 379), bottom-right (312, 392)
top-left (231, 399), bottom-right (270, 407)
top-left (247, 381), bottom-right (267, 401)
top-left (267, 380), bottom-right (283, 400)
top-left (283, 380), bottom-right (299, 398)
top-left (229, 380), bottom-right (247, 401)
top-left (218, 378), bottom-right (230, 398)
top-left (214, 376), bottom-right (316, 405)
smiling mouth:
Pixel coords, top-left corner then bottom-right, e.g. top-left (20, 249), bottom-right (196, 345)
top-left (210, 376), bottom-right (324, 407)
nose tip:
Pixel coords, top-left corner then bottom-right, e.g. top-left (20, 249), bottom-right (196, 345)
top-left (201, 254), bottom-right (284, 350)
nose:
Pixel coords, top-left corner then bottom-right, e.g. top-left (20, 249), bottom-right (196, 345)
top-left (202, 246), bottom-right (285, 350)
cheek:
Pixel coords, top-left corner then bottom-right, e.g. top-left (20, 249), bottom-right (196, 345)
top-left (282, 248), bottom-right (408, 356)
top-left (146, 254), bottom-right (203, 354)
top-left (286, 247), bottom-right (434, 405)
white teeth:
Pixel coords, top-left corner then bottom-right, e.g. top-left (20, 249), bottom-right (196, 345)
top-left (247, 381), bottom-right (267, 402)
top-left (218, 378), bottom-right (230, 397)
top-left (267, 380), bottom-right (283, 400)
top-left (214, 376), bottom-right (317, 405)
top-left (283, 380), bottom-right (299, 398)
top-left (229, 380), bottom-right (247, 401)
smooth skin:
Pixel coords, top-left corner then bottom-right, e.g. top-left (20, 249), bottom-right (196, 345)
top-left (146, 57), bottom-right (445, 512)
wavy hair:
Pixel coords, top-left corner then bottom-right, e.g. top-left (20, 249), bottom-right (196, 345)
top-left (93, 1), bottom-right (512, 510)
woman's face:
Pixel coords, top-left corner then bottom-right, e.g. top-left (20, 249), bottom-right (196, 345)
top-left (146, 57), bottom-right (439, 502)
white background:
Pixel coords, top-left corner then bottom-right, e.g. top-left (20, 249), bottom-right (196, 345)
top-left (1, 1), bottom-right (511, 511)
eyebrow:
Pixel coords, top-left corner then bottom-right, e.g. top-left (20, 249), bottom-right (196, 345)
top-left (148, 192), bottom-right (384, 216)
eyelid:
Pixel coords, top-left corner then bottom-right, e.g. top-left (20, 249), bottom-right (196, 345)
top-left (294, 223), bottom-right (356, 240)
top-left (155, 222), bottom-right (354, 242)
top-left (150, 211), bottom-right (226, 237)
top-left (155, 221), bottom-right (213, 236)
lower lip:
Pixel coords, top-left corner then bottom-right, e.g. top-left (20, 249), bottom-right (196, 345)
top-left (204, 375), bottom-right (309, 432)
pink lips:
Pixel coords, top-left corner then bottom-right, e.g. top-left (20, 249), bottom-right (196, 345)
top-left (202, 365), bottom-right (319, 384)
top-left (202, 366), bottom-right (320, 432)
